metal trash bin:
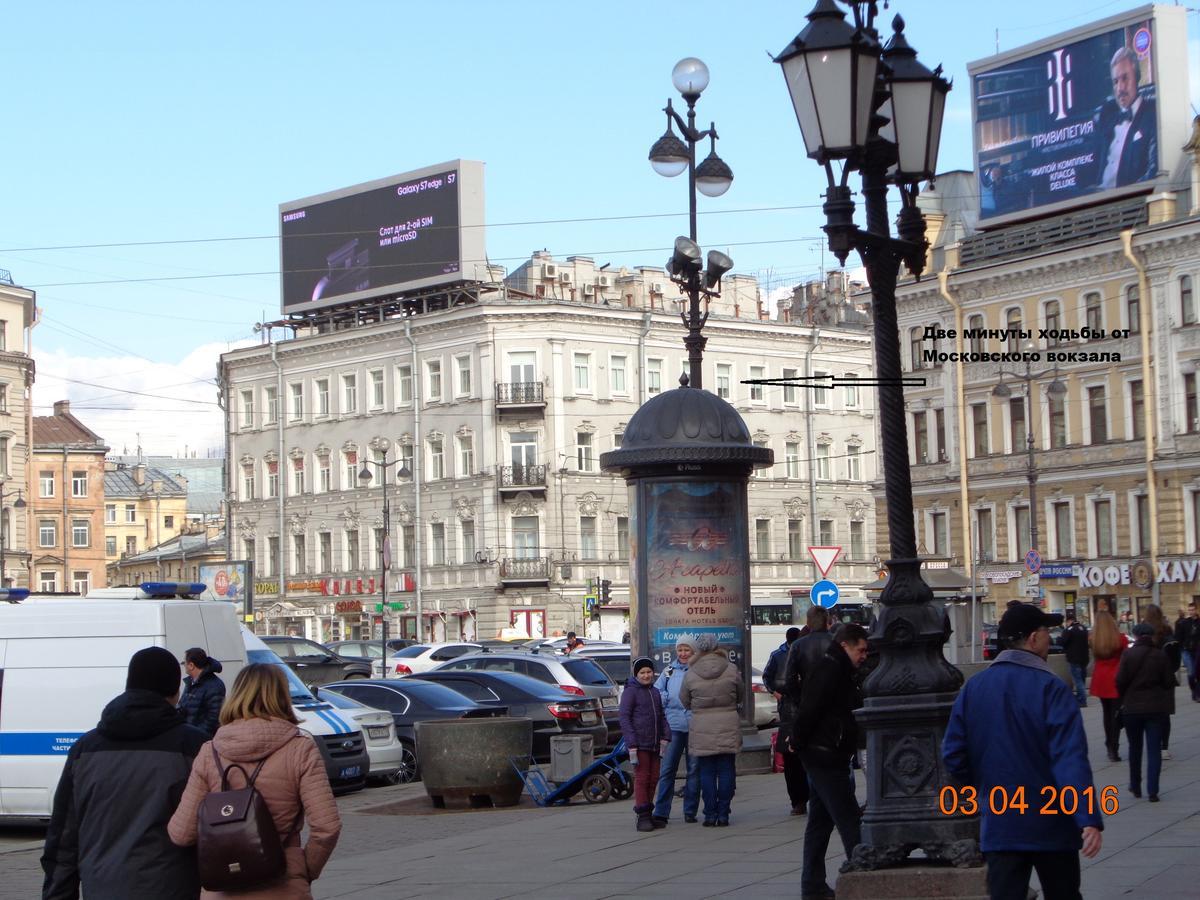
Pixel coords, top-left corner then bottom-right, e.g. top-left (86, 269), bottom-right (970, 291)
top-left (550, 734), bottom-right (594, 783)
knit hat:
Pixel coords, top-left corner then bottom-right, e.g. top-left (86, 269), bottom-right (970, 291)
top-left (1133, 622), bottom-right (1155, 638)
top-left (675, 633), bottom-right (696, 651)
top-left (126, 646), bottom-right (183, 697)
top-left (693, 633), bottom-right (718, 653)
top-left (633, 656), bottom-right (655, 675)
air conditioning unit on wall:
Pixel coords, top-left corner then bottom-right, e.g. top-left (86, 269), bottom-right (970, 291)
top-left (597, 274), bottom-right (611, 288)
top-left (560, 271), bottom-right (573, 284)
top-left (541, 263), bottom-right (557, 279)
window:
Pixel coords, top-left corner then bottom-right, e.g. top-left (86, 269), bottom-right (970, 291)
top-left (613, 431), bottom-right (623, 448)
top-left (105, 535), bottom-right (117, 556)
top-left (580, 516), bottom-right (597, 559)
top-left (755, 519), bottom-right (770, 559)
top-left (1183, 276), bottom-right (1196, 325)
top-left (1044, 300), bottom-right (1062, 345)
top-left (292, 458), bottom-right (304, 494)
top-left (1187, 373), bottom-right (1199, 433)
top-left (616, 516), bottom-right (629, 561)
top-left (576, 432), bottom-right (594, 472)
top-left (0, 321), bottom-right (5, 351)
top-left (370, 369), bottom-right (385, 408)
top-left (402, 525), bottom-right (415, 568)
top-left (1014, 505), bottom-right (1031, 557)
top-left (844, 373), bottom-right (859, 408)
top-left (752, 439), bottom-right (769, 478)
top-left (430, 523), bottom-right (446, 566)
top-left (785, 442), bottom-right (801, 479)
top-left (293, 534), bottom-right (305, 574)
top-left (429, 439), bottom-right (445, 480)
top-left (1088, 385), bottom-right (1107, 443)
top-left (125, 503), bottom-right (136, 523)
top-left (975, 508), bottom-right (995, 562)
top-left (241, 465), bottom-right (256, 500)
top-left (266, 536), bottom-right (279, 576)
top-left (934, 408), bottom-right (947, 460)
top-left (1136, 494), bottom-right (1151, 554)
top-left (461, 520), bottom-right (476, 564)
top-left (971, 404), bottom-right (989, 456)
top-left (105, 503), bottom-right (116, 524)
top-left (749, 366), bottom-right (765, 402)
top-left (264, 386), bottom-right (278, 424)
top-left (816, 444), bottom-right (831, 480)
top-left (1129, 379), bottom-right (1144, 441)
top-left (346, 530), bottom-right (360, 571)
top-left (40, 471), bottom-right (54, 498)
top-left (40, 571), bottom-right (57, 593)
top-left (39, 520), bottom-right (56, 547)
top-left (1006, 308), bottom-right (1023, 353)
top-left (1094, 499), bottom-right (1113, 556)
top-left (573, 353), bottom-right (591, 392)
top-left (125, 536), bottom-right (137, 556)
top-left (647, 359), bottom-right (663, 395)
top-left (163, 515), bottom-right (174, 530)
top-left (372, 528), bottom-right (385, 568)
top-left (456, 356), bottom-right (472, 396)
top-left (341, 374), bottom-right (357, 414)
top-left (71, 571), bottom-right (89, 595)
top-left (70, 470), bottom-right (87, 498)
top-left (611, 355), bottom-right (627, 394)
top-left (910, 327), bottom-right (923, 370)
top-left (0, 436), bottom-right (7, 475)
top-left (716, 364), bottom-right (731, 399)
top-left (316, 379), bottom-right (330, 417)
top-left (1053, 502), bottom-right (1073, 558)
top-left (244, 538), bottom-right (256, 568)
top-left (458, 436), bottom-right (474, 477)
top-left (1126, 284), bottom-right (1140, 334)
top-left (931, 512), bottom-right (947, 556)
top-left (513, 515), bottom-right (540, 558)
top-left (397, 365), bottom-right (413, 405)
top-left (1049, 391), bottom-right (1067, 448)
top-left (782, 367), bottom-right (798, 404)
top-left (315, 532), bottom-right (330, 572)
top-left (400, 443), bottom-right (414, 475)
top-left (240, 389), bottom-right (254, 428)
top-left (819, 518), bottom-right (835, 545)
top-left (1009, 397), bottom-right (1027, 453)
top-left (318, 456), bottom-right (332, 493)
top-left (289, 382), bottom-right (303, 421)
top-left (846, 445), bottom-right (862, 481)
top-left (967, 314), bottom-right (985, 355)
top-left (849, 520), bottom-right (865, 560)
top-left (787, 519), bottom-right (803, 559)
top-left (812, 371), bottom-right (830, 408)
top-left (914, 411), bottom-right (929, 462)
top-left (1085, 292), bottom-right (1103, 333)
top-left (267, 463), bottom-right (279, 499)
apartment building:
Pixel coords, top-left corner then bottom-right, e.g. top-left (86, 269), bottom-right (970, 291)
top-left (0, 272), bottom-right (35, 588)
top-left (102, 461), bottom-right (189, 567)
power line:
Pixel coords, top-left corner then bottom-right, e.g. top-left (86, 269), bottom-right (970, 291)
top-left (35, 372), bottom-right (220, 405)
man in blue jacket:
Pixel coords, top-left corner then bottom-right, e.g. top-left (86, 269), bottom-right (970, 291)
top-left (177, 647), bottom-right (225, 737)
top-left (943, 603), bottom-right (1103, 900)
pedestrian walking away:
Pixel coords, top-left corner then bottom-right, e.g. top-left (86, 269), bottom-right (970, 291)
top-left (619, 656), bottom-right (671, 832)
top-left (179, 647), bottom-right (227, 738)
top-left (1089, 610), bottom-right (1129, 762)
top-left (782, 606), bottom-right (835, 817)
top-left (681, 632), bottom-right (742, 827)
top-left (169, 663), bottom-right (342, 899)
top-left (792, 622), bottom-right (867, 900)
top-left (652, 634), bottom-right (700, 825)
top-left (41, 646), bottom-right (208, 900)
top-left (1174, 601), bottom-right (1200, 702)
top-left (1140, 604), bottom-right (1180, 759)
top-left (1061, 615), bottom-right (1090, 708)
top-left (764, 624), bottom-right (806, 814)
top-left (944, 603), bottom-right (1103, 900)
top-left (1116, 623), bottom-right (1175, 801)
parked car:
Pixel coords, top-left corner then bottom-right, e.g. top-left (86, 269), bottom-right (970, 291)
top-left (433, 650), bottom-right (620, 746)
top-left (325, 638), bottom-right (415, 662)
top-left (524, 637), bottom-right (624, 654)
top-left (407, 670), bottom-right (607, 759)
top-left (572, 646), bottom-right (632, 696)
top-left (371, 641), bottom-right (483, 676)
top-left (260, 636), bottom-right (372, 687)
top-left (322, 679), bottom-right (508, 782)
top-left (980, 624), bottom-right (1065, 661)
top-left (312, 686), bottom-right (407, 784)
top-left (751, 667), bottom-right (779, 728)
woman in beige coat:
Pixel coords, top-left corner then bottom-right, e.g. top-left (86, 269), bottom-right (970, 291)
top-left (169, 664), bottom-right (342, 899)
top-left (680, 632), bottom-right (743, 826)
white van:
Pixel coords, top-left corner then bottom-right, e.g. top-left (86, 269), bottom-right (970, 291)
top-left (0, 583), bottom-right (367, 822)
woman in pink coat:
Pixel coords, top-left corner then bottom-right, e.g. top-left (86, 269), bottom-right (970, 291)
top-left (169, 664), bottom-right (342, 899)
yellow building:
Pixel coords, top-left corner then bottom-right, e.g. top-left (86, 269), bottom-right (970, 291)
top-left (103, 461), bottom-right (189, 569)
top-left (106, 525), bottom-right (225, 586)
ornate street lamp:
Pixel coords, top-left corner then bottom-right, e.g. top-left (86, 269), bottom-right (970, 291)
top-left (358, 445), bottom-right (411, 676)
top-left (648, 58), bottom-right (734, 389)
top-left (774, 0), bottom-right (974, 872)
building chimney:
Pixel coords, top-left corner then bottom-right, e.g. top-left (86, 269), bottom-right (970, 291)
top-left (53, 400), bottom-right (70, 416)
top-left (133, 463), bottom-right (146, 486)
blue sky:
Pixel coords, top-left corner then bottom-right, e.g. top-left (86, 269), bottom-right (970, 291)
top-left (4, 1), bottom-right (1198, 454)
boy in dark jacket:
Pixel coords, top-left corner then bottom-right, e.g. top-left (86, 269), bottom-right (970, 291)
top-left (619, 657), bottom-right (671, 832)
top-left (177, 647), bottom-right (225, 737)
top-left (42, 646), bottom-right (207, 900)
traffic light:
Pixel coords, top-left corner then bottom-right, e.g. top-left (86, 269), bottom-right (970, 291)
top-left (600, 579), bottom-right (612, 605)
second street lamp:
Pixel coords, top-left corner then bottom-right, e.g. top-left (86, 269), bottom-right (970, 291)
top-left (358, 446), bottom-right (410, 676)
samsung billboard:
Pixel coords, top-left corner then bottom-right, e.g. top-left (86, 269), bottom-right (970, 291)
top-left (969, 5), bottom-right (1188, 226)
top-left (279, 159), bottom-right (486, 314)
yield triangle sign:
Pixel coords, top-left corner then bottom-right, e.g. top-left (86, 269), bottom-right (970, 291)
top-left (808, 546), bottom-right (842, 579)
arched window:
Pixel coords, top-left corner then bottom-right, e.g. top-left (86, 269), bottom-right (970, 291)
top-left (1182, 275), bottom-right (1195, 326)
top-left (1006, 307), bottom-right (1023, 354)
top-left (967, 314), bottom-right (985, 354)
top-left (910, 326), bottom-right (923, 371)
top-left (1044, 300), bottom-right (1061, 345)
top-left (1126, 284), bottom-right (1140, 334)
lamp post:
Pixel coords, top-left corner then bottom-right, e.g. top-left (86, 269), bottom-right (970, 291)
top-left (358, 444), bottom-right (411, 678)
top-left (774, 1), bottom-right (979, 870)
top-left (992, 342), bottom-right (1068, 579)
top-left (0, 487), bottom-right (26, 588)
top-left (648, 57), bottom-right (734, 389)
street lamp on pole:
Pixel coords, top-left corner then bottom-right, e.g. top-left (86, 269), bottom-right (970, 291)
top-left (358, 445), bottom-right (411, 678)
top-left (774, 0), bottom-right (970, 870)
top-left (0, 487), bottom-right (26, 589)
top-left (648, 57), bottom-right (735, 390)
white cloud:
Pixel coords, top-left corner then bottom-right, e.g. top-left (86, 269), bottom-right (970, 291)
top-left (32, 340), bottom-right (254, 458)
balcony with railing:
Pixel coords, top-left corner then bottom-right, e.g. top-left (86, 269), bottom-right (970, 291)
top-left (499, 464), bottom-right (547, 496)
top-left (499, 556), bottom-right (551, 585)
top-left (495, 381), bottom-right (545, 411)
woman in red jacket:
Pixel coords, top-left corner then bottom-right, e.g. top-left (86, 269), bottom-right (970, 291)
top-left (1089, 611), bottom-right (1129, 762)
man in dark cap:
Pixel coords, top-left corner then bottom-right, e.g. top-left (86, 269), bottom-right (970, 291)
top-left (42, 647), bottom-right (207, 900)
top-left (943, 604), bottom-right (1103, 900)
top-left (178, 647), bottom-right (225, 737)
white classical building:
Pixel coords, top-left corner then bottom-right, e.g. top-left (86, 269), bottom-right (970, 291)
top-left (220, 253), bottom-right (881, 648)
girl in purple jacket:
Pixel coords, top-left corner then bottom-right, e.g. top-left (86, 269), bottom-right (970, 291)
top-left (619, 657), bottom-right (671, 832)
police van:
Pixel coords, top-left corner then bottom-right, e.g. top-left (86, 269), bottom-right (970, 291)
top-left (0, 583), bottom-right (368, 822)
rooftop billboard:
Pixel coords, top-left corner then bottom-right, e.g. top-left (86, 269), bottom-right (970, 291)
top-left (969, 5), bottom-right (1188, 226)
top-left (279, 160), bottom-right (486, 314)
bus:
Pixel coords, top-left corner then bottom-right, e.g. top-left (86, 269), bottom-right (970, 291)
top-left (749, 591), bottom-right (876, 670)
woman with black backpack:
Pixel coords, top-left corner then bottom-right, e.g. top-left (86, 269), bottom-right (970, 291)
top-left (169, 664), bottom-right (342, 898)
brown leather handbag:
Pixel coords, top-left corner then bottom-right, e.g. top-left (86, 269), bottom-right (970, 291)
top-left (196, 744), bottom-right (291, 892)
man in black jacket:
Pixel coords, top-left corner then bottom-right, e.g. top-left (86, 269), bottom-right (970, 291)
top-left (1061, 615), bottom-right (1090, 708)
top-left (781, 607), bottom-right (835, 817)
top-left (793, 623), bottom-right (868, 900)
top-left (178, 646), bottom-right (225, 737)
top-left (42, 647), bottom-right (207, 900)
top-left (763, 626), bottom-right (803, 814)
top-left (1175, 602), bottom-right (1200, 702)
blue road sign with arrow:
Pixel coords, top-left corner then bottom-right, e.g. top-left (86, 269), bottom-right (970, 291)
top-left (812, 579), bottom-right (840, 609)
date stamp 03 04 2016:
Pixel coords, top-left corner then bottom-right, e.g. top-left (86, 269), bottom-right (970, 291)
top-left (938, 785), bottom-right (1121, 817)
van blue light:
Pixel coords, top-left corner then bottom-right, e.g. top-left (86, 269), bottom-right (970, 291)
top-left (0, 588), bottom-right (30, 603)
top-left (140, 582), bottom-right (207, 598)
